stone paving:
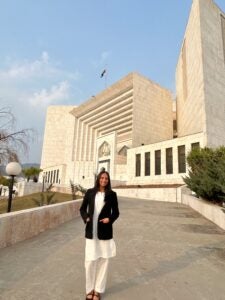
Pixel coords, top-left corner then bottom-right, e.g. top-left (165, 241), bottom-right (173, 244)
top-left (0, 197), bottom-right (225, 300)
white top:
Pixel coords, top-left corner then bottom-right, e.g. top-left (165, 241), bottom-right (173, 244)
top-left (85, 191), bottom-right (116, 261)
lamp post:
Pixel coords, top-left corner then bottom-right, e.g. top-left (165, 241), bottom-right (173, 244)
top-left (6, 162), bottom-right (22, 213)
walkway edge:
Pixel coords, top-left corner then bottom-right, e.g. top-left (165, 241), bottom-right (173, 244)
top-left (116, 187), bottom-right (225, 230)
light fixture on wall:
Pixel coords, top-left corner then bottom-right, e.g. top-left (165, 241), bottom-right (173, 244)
top-left (5, 162), bottom-right (22, 213)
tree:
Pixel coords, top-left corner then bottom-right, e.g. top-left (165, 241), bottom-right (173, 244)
top-left (0, 176), bottom-right (11, 187)
top-left (0, 106), bottom-right (35, 164)
top-left (32, 184), bottom-right (56, 206)
top-left (183, 146), bottom-right (225, 205)
top-left (70, 180), bottom-right (87, 199)
top-left (22, 167), bottom-right (42, 182)
top-left (32, 192), bottom-right (56, 206)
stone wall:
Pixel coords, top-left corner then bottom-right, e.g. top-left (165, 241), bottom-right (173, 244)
top-left (126, 132), bottom-right (205, 185)
top-left (0, 199), bottom-right (82, 249)
top-left (114, 164), bottom-right (127, 181)
top-left (17, 181), bottom-right (43, 197)
top-left (199, 0), bottom-right (225, 147)
top-left (180, 188), bottom-right (225, 230)
top-left (115, 187), bottom-right (180, 202)
top-left (71, 160), bottom-right (95, 188)
top-left (132, 73), bottom-right (173, 147)
top-left (176, 0), bottom-right (206, 138)
top-left (40, 105), bottom-right (75, 184)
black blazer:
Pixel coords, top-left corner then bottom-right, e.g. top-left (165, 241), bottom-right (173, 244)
top-left (80, 188), bottom-right (120, 240)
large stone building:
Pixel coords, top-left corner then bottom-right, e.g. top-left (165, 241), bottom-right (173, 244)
top-left (40, 0), bottom-right (225, 188)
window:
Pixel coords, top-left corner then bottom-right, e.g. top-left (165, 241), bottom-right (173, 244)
top-left (178, 145), bottom-right (186, 173)
top-left (56, 169), bottom-right (59, 183)
top-left (53, 170), bottom-right (56, 183)
top-left (155, 150), bottom-right (161, 175)
top-left (191, 142), bottom-right (200, 150)
top-left (145, 152), bottom-right (150, 176)
top-left (44, 172), bottom-right (47, 183)
top-left (173, 120), bottom-right (177, 132)
top-left (50, 170), bottom-right (53, 183)
top-left (135, 154), bottom-right (141, 177)
top-left (47, 171), bottom-right (50, 183)
top-left (166, 148), bottom-right (173, 174)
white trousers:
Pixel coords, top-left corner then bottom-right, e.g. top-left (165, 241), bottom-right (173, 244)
top-left (85, 257), bottom-right (109, 294)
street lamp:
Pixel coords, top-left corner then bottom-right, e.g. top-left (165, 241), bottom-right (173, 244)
top-left (6, 162), bottom-right (22, 213)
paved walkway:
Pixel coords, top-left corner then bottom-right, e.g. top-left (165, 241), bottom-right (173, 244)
top-left (0, 197), bottom-right (225, 300)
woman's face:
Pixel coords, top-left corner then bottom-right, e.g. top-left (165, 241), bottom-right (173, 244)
top-left (99, 173), bottom-right (109, 188)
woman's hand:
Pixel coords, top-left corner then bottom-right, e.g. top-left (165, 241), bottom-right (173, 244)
top-left (99, 218), bottom-right (110, 224)
top-left (86, 217), bottom-right (90, 222)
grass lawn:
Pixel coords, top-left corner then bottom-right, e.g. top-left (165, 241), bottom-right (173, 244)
top-left (0, 192), bottom-right (81, 214)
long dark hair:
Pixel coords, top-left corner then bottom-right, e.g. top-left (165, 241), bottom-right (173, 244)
top-left (94, 170), bottom-right (111, 192)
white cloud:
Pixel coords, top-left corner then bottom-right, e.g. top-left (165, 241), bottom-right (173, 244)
top-left (41, 51), bottom-right (49, 63)
top-left (0, 51), bottom-right (79, 81)
top-left (0, 52), bottom-right (80, 163)
top-left (0, 51), bottom-right (48, 79)
top-left (29, 81), bottom-right (70, 108)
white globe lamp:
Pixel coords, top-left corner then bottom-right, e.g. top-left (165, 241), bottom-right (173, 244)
top-left (5, 162), bottom-right (22, 212)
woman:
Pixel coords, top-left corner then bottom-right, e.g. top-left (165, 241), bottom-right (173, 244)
top-left (80, 170), bottom-right (120, 300)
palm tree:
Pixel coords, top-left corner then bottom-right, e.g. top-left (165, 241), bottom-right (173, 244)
top-left (22, 167), bottom-right (42, 182)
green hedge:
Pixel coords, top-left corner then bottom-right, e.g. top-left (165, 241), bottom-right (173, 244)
top-left (183, 146), bottom-right (225, 205)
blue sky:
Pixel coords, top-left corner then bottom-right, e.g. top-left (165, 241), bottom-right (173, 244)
top-left (0, 0), bottom-right (225, 164)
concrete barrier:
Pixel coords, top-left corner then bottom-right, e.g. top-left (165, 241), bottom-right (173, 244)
top-left (0, 199), bottom-right (82, 249)
top-left (181, 193), bottom-right (225, 230)
top-left (115, 187), bottom-right (181, 202)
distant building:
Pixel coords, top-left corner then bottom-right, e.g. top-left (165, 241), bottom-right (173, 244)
top-left (40, 0), bottom-right (225, 188)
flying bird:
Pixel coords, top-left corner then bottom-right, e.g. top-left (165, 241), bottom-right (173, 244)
top-left (100, 69), bottom-right (106, 78)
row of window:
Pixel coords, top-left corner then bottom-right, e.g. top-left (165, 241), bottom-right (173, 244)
top-left (43, 169), bottom-right (60, 184)
top-left (135, 142), bottom-right (200, 177)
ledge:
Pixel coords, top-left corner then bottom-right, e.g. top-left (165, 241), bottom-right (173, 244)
top-left (181, 193), bottom-right (225, 230)
top-left (0, 199), bottom-right (82, 249)
top-left (115, 187), bottom-right (181, 202)
top-left (114, 184), bottom-right (183, 189)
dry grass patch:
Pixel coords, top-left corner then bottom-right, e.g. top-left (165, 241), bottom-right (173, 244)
top-left (0, 192), bottom-right (81, 214)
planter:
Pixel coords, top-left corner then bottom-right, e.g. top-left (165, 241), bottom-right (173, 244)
top-left (181, 192), bottom-right (225, 230)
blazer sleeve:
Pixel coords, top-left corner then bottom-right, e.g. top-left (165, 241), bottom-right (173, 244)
top-left (80, 189), bottom-right (90, 224)
top-left (110, 191), bottom-right (120, 224)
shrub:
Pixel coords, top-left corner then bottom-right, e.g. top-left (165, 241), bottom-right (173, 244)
top-left (183, 146), bottom-right (225, 205)
top-left (0, 176), bottom-right (11, 187)
top-left (70, 180), bottom-right (87, 199)
top-left (32, 191), bottom-right (56, 206)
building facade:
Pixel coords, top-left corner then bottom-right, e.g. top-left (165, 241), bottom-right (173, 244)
top-left (40, 0), bottom-right (225, 188)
